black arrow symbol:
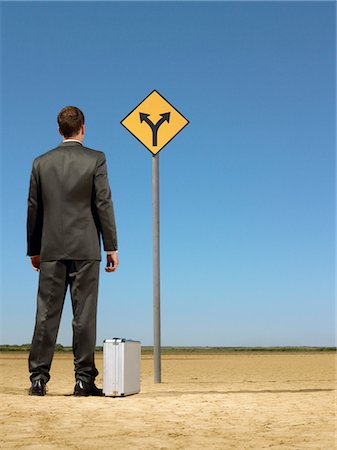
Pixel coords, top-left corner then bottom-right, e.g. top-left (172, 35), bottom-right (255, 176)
top-left (139, 112), bottom-right (170, 146)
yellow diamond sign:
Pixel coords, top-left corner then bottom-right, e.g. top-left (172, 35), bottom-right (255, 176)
top-left (120, 90), bottom-right (189, 155)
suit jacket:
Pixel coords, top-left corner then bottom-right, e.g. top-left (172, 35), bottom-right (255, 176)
top-left (26, 140), bottom-right (118, 262)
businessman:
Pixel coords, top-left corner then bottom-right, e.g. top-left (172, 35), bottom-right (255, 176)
top-left (27, 106), bottom-right (118, 396)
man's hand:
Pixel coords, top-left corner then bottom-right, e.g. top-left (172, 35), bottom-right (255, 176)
top-left (105, 251), bottom-right (118, 273)
top-left (30, 255), bottom-right (40, 272)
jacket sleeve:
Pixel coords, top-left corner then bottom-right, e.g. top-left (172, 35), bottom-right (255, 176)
top-left (26, 160), bottom-right (44, 256)
top-left (93, 152), bottom-right (118, 251)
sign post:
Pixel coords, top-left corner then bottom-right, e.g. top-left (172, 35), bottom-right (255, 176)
top-left (121, 90), bottom-right (189, 383)
top-left (152, 153), bottom-right (161, 382)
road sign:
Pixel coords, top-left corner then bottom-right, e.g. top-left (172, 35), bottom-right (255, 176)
top-left (120, 90), bottom-right (189, 383)
top-left (120, 90), bottom-right (189, 155)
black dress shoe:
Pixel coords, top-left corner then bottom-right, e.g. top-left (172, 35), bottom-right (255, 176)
top-left (74, 379), bottom-right (103, 396)
top-left (29, 379), bottom-right (46, 396)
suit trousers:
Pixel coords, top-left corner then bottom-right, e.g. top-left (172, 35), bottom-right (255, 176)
top-left (28, 259), bottom-right (100, 384)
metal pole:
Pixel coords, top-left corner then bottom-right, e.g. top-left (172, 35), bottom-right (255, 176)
top-left (152, 153), bottom-right (161, 383)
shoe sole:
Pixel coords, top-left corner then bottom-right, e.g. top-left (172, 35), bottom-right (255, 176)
top-left (73, 391), bottom-right (103, 396)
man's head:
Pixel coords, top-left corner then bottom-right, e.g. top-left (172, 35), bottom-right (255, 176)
top-left (58, 106), bottom-right (85, 141)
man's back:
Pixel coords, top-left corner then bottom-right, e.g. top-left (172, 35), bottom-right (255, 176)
top-left (27, 140), bottom-right (118, 262)
top-left (27, 106), bottom-right (118, 394)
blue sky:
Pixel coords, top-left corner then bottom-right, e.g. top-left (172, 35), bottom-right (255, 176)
top-left (1, 1), bottom-right (335, 346)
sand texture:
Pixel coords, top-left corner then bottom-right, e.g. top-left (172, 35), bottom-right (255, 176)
top-left (0, 351), bottom-right (336, 449)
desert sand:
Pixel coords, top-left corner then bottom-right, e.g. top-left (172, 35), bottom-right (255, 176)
top-left (0, 351), bottom-right (336, 449)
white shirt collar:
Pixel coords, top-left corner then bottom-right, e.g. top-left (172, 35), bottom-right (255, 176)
top-left (62, 139), bottom-right (82, 144)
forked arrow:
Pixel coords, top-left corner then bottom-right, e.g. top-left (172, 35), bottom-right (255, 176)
top-left (139, 112), bottom-right (170, 146)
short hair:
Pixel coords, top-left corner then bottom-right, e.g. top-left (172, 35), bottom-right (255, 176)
top-left (57, 106), bottom-right (85, 138)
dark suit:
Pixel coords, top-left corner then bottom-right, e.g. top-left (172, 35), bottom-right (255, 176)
top-left (27, 140), bottom-right (118, 384)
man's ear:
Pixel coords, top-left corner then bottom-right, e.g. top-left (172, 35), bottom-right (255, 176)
top-left (58, 127), bottom-right (63, 137)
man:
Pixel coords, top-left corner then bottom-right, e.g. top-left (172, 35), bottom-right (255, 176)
top-left (27, 106), bottom-right (119, 396)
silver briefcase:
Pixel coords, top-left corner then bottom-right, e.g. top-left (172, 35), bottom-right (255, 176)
top-left (103, 338), bottom-right (141, 397)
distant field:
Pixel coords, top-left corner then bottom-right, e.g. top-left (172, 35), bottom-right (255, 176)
top-left (0, 344), bottom-right (336, 353)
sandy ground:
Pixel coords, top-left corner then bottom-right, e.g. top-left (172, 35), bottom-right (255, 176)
top-left (0, 351), bottom-right (336, 449)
